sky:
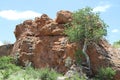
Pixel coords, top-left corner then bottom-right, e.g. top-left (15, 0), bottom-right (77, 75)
top-left (0, 0), bottom-right (120, 45)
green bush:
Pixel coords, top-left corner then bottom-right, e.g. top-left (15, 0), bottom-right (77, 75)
top-left (0, 56), bottom-right (62, 80)
top-left (65, 7), bottom-right (108, 43)
top-left (95, 67), bottom-right (116, 80)
top-left (0, 56), bottom-right (21, 79)
top-left (39, 68), bottom-right (62, 80)
top-left (23, 67), bottom-right (61, 80)
top-left (0, 56), bottom-right (21, 70)
top-left (0, 56), bottom-right (13, 69)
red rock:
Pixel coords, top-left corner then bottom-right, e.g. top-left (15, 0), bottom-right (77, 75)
top-left (12, 11), bottom-right (120, 79)
top-left (0, 44), bottom-right (13, 57)
top-left (55, 10), bottom-right (72, 24)
top-left (87, 39), bottom-right (120, 79)
top-left (12, 11), bottom-right (76, 73)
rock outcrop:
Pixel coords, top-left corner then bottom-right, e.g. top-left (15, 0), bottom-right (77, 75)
top-left (0, 44), bottom-right (13, 57)
top-left (55, 10), bottom-right (72, 24)
top-left (12, 11), bottom-right (76, 73)
top-left (87, 40), bottom-right (120, 80)
top-left (12, 10), bottom-right (120, 79)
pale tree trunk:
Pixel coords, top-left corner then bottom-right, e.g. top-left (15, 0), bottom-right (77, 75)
top-left (82, 40), bottom-right (92, 75)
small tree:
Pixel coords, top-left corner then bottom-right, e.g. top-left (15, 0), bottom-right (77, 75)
top-left (65, 7), bottom-right (108, 74)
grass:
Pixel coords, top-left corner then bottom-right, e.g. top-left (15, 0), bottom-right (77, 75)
top-left (0, 56), bottom-right (116, 80)
top-left (95, 67), bottom-right (116, 80)
top-left (0, 56), bottom-right (62, 80)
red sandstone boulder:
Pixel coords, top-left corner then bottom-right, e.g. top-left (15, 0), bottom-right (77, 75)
top-left (55, 10), bottom-right (72, 24)
top-left (86, 39), bottom-right (120, 80)
top-left (12, 11), bottom-right (120, 79)
top-left (12, 11), bottom-right (76, 73)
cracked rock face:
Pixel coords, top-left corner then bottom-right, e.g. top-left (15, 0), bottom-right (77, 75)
top-left (12, 10), bottom-right (120, 79)
top-left (12, 11), bottom-right (76, 73)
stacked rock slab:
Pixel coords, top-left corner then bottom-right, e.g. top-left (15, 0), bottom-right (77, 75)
top-left (12, 11), bottom-right (77, 73)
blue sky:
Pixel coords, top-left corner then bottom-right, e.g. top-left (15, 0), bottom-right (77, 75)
top-left (0, 0), bottom-right (120, 45)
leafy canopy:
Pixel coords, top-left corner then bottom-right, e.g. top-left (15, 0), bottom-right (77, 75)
top-left (65, 7), bottom-right (108, 42)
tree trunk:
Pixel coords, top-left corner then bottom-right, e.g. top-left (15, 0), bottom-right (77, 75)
top-left (82, 40), bottom-right (92, 75)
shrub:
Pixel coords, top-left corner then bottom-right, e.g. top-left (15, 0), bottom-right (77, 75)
top-left (39, 68), bottom-right (62, 80)
top-left (0, 56), bottom-right (13, 69)
top-left (0, 56), bottom-right (21, 79)
top-left (95, 67), bottom-right (116, 80)
top-left (21, 67), bottom-right (62, 80)
top-left (0, 56), bottom-right (62, 80)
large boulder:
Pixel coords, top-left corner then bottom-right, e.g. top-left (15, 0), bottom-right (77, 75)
top-left (12, 13), bottom-right (77, 73)
top-left (0, 44), bottom-right (13, 57)
top-left (12, 11), bottom-right (120, 79)
top-left (87, 40), bottom-right (120, 80)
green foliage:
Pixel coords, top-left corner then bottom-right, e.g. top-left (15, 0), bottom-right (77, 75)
top-left (95, 67), bottom-right (116, 80)
top-left (75, 49), bottom-right (85, 66)
top-left (65, 7), bottom-right (108, 42)
top-left (39, 68), bottom-right (61, 80)
top-left (0, 56), bottom-right (13, 69)
top-left (20, 67), bottom-right (61, 80)
top-left (0, 56), bottom-right (62, 80)
top-left (0, 56), bottom-right (21, 79)
top-left (65, 26), bottom-right (83, 42)
top-left (113, 40), bottom-right (120, 48)
top-left (0, 56), bottom-right (20, 70)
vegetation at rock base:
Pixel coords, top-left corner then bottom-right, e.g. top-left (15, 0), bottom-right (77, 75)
top-left (0, 56), bottom-right (21, 79)
top-left (0, 56), bottom-right (116, 80)
top-left (0, 56), bottom-right (61, 80)
top-left (95, 67), bottom-right (116, 80)
top-left (0, 56), bottom-right (89, 80)
top-left (65, 7), bottom-right (108, 75)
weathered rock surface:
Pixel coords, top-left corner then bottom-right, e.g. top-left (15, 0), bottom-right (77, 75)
top-left (87, 39), bottom-right (120, 80)
top-left (100, 40), bottom-right (120, 80)
top-left (55, 10), bottom-right (72, 24)
top-left (12, 11), bottom-right (76, 73)
top-left (12, 10), bottom-right (120, 79)
top-left (0, 44), bottom-right (13, 57)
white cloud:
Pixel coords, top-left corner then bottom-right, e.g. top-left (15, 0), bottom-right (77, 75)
top-left (112, 29), bottom-right (119, 33)
top-left (0, 10), bottom-right (41, 20)
top-left (93, 5), bottom-right (111, 12)
top-left (0, 41), bottom-right (3, 46)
